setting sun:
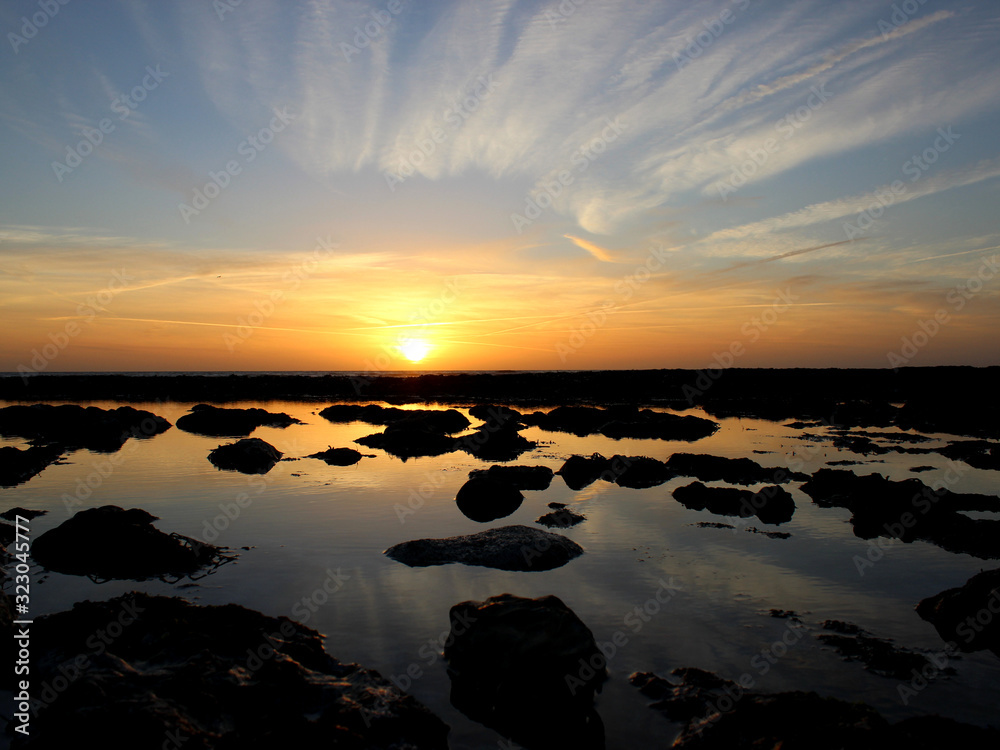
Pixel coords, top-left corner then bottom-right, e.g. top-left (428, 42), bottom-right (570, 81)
top-left (399, 338), bottom-right (431, 363)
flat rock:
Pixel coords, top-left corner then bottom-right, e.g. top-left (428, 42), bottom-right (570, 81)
top-left (457, 421), bottom-right (537, 462)
top-left (0, 403), bottom-right (170, 451)
top-left (355, 427), bottom-right (458, 460)
top-left (936, 440), bottom-right (1000, 470)
top-left (307, 446), bottom-right (365, 465)
top-left (384, 525), bottom-right (583, 571)
top-left (665, 452), bottom-right (807, 485)
top-left (0, 506), bottom-right (47, 520)
top-left (536, 507), bottom-right (586, 528)
top-left (523, 405), bottom-right (717, 441)
top-left (208, 437), bottom-right (282, 474)
top-left (31, 505), bottom-right (233, 581)
top-left (0, 444), bottom-right (64, 487)
top-left (468, 464), bottom-right (553, 490)
top-left (320, 404), bottom-right (469, 433)
top-left (23, 592), bottom-right (450, 749)
top-left (444, 593), bottom-right (606, 749)
top-left (177, 404), bottom-right (300, 437)
top-left (816, 620), bottom-right (953, 679)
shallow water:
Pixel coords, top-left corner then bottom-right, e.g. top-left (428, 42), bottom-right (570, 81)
top-left (3, 399), bottom-right (999, 748)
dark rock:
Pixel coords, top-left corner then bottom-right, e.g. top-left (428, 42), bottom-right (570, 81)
top-left (306, 447), bottom-right (365, 466)
top-left (693, 521), bottom-right (736, 530)
top-left (24, 592), bottom-right (449, 749)
top-left (457, 420), bottom-right (537, 462)
top-left (0, 403), bottom-right (170, 451)
top-left (548, 502), bottom-right (568, 509)
top-left (745, 526), bottom-right (791, 539)
top-left (444, 594), bottom-right (605, 749)
top-left (208, 438), bottom-right (282, 474)
top-left (455, 475), bottom-right (524, 522)
top-left (910, 465), bottom-right (936, 472)
top-left (673, 481), bottom-right (795, 525)
top-left (320, 403), bottom-right (469, 433)
top-left (937, 440), bottom-right (1000, 470)
top-left (631, 668), bottom-right (999, 749)
top-left (608, 455), bottom-right (676, 488)
top-left (768, 609), bottom-right (801, 620)
top-left (816, 621), bottom-right (952, 679)
top-left (665, 452), bottom-right (807, 485)
top-left (355, 426), bottom-right (458, 460)
top-left (0, 521), bottom-right (13, 546)
top-left (827, 459), bottom-right (862, 466)
top-left (556, 453), bottom-right (612, 490)
top-left (0, 506), bottom-right (47, 520)
top-left (31, 505), bottom-right (233, 581)
top-left (0, 444), bottom-right (64, 487)
top-left (523, 405), bottom-right (716, 441)
top-left (177, 404), bottom-right (300, 437)
top-left (536, 507), bottom-right (587, 528)
top-left (800, 468), bottom-right (1000, 558)
top-left (916, 567), bottom-right (1000, 655)
top-left (384, 525), bottom-right (583, 572)
top-left (468, 404), bottom-right (524, 424)
top-left (468, 464), bottom-right (553, 490)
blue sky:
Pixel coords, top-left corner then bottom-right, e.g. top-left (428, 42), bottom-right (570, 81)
top-left (2, 0), bottom-right (999, 371)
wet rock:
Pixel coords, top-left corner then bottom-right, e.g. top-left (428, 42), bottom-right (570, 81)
top-left (800, 468), bottom-right (1000, 558)
top-left (0, 444), bottom-right (64, 487)
top-left (31, 505), bottom-right (233, 581)
top-left (457, 420), bottom-right (536, 462)
top-left (745, 526), bottom-right (791, 539)
top-left (468, 404), bottom-right (524, 424)
top-left (916, 567), bottom-right (1000, 655)
top-left (536, 507), bottom-right (586, 528)
top-left (556, 453), bottom-right (612, 490)
top-left (936, 440), bottom-right (1000, 471)
top-left (306, 446), bottom-right (365, 466)
top-left (630, 668), bottom-right (999, 749)
top-left (455, 475), bottom-right (524, 522)
top-left (468, 464), bottom-right (553, 490)
top-left (910, 465), bottom-right (936, 472)
top-left (177, 404), bottom-right (300, 437)
top-left (355, 426), bottom-right (458, 460)
top-left (0, 403), bottom-right (170, 451)
top-left (444, 594), bottom-right (606, 749)
top-left (24, 592), bottom-right (449, 749)
top-left (320, 403), bottom-right (469, 433)
top-left (816, 621), bottom-right (953, 679)
top-left (665, 452), bottom-right (807, 485)
top-left (384, 525), bottom-right (583, 571)
top-left (609, 455), bottom-right (676, 488)
top-left (208, 437), bottom-right (282, 474)
top-left (693, 521), bottom-right (736, 530)
top-left (673, 482), bottom-right (795, 525)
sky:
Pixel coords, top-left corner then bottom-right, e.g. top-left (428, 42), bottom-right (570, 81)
top-left (2, 0), bottom-right (999, 373)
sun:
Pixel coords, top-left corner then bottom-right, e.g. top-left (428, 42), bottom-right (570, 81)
top-left (399, 338), bottom-right (431, 363)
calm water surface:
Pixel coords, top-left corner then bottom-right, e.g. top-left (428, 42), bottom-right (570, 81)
top-left (3, 399), bottom-right (998, 748)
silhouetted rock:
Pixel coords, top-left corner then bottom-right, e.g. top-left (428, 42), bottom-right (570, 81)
top-left (208, 438), bottom-right (282, 474)
top-left (0, 403), bottom-right (170, 451)
top-left (630, 668), bottom-right (999, 749)
top-left (557, 453), bottom-right (612, 490)
top-left (800, 468), bottom-right (1000, 558)
top-left (468, 404), bottom-right (524, 424)
top-left (523, 405), bottom-right (716, 441)
top-left (24, 593), bottom-right (450, 749)
top-left (455, 475), bottom-right (524, 522)
top-left (816, 620), bottom-right (953, 679)
top-left (31, 505), bottom-right (232, 581)
top-left (444, 594), bottom-right (606, 749)
top-left (0, 444), bottom-right (63, 487)
top-left (384, 525), bottom-right (583, 571)
top-left (536, 507), bottom-right (586, 528)
top-left (468, 464), bottom-right (553, 490)
top-left (665, 452), bottom-right (807, 485)
top-left (307, 446), bottom-right (365, 465)
top-left (320, 403), bottom-right (469, 433)
top-left (916, 567), bottom-right (1000, 656)
top-left (0, 506), bottom-right (47, 520)
top-left (673, 482), bottom-right (795, 525)
top-left (355, 426), bottom-right (458, 460)
top-left (177, 404), bottom-right (300, 437)
top-left (609, 454), bottom-right (676, 488)
top-left (457, 421), bottom-right (536, 462)
top-left (936, 440), bottom-right (1000, 470)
